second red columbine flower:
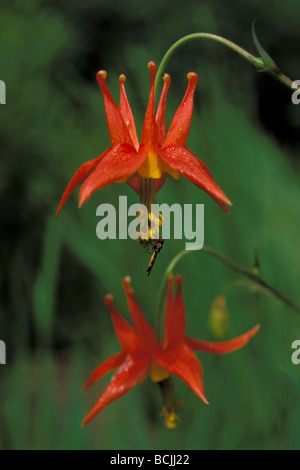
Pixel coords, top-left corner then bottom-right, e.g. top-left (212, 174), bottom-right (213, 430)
top-left (57, 62), bottom-right (231, 216)
top-left (81, 276), bottom-right (259, 426)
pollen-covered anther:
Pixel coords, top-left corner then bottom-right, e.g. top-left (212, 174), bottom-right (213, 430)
top-left (119, 74), bottom-right (126, 84)
top-left (161, 408), bottom-right (180, 430)
top-left (149, 229), bottom-right (158, 239)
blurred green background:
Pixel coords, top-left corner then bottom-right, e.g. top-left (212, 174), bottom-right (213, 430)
top-left (1, 0), bottom-right (300, 450)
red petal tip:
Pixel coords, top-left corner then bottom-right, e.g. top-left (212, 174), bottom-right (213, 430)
top-left (147, 61), bottom-right (157, 74)
top-left (187, 72), bottom-right (198, 84)
top-left (122, 276), bottom-right (132, 291)
top-left (162, 73), bottom-right (171, 84)
top-left (119, 74), bottom-right (126, 83)
top-left (175, 274), bottom-right (182, 288)
top-left (96, 71), bottom-right (108, 89)
top-left (167, 274), bottom-right (174, 294)
top-left (104, 294), bottom-right (114, 306)
top-left (97, 70), bottom-right (107, 80)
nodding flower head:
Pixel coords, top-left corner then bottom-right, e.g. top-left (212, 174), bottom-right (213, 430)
top-left (57, 62), bottom-right (231, 216)
top-left (81, 275), bottom-right (259, 426)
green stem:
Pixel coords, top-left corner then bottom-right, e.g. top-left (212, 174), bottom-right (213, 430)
top-left (202, 246), bottom-right (300, 314)
top-left (155, 33), bottom-right (299, 96)
top-left (155, 246), bottom-right (300, 339)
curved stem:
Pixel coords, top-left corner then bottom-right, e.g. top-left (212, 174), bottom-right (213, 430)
top-left (155, 33), bottom-right (299, 96)
top-left (156, 246), bottom-right (300, 339)
top-left (202, 246), bottom-right (300, 314)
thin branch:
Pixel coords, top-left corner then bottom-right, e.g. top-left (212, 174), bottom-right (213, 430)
top-left (155, 32), bottom-right (299, 96)
top-left (202, 246), bottom-right (300, 315)
top-left (156, 247), bottom-right (300, 338)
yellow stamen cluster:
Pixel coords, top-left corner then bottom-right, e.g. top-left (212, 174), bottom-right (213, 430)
top-left (136, 211), bottom-right (163, 242)
top-left (161, 407), bottom-right (180, 430)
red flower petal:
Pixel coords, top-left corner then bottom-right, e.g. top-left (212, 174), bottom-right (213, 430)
top-left (79, 142), bottom-right (144, 206)
top-left (156, 343), bottom-right (208, 404)
top-left (163, 275), bottom-right (186, 348)
top-left (186, 324), bottom-right (260, 354)
top-left (163, 275), bottom-right (175, 348)
top-left (155, 177), bottom-right (167, 192)
top-left (56, 150), bottom-right (110, 216)
top-left (126, 175), bottom-right (140, 194)
top-left (156, 73), bottom-right (171, 144)
top-left (163, 72), bottom-right (198, 147)
top-left (82, 350), bottom-right (127, 391)
top-left (122, 277), bottom-right (157, 350)
top-left (141, 62), bottom-right (159, 149)
top-left (81, 355), bottom-right (148, 426)
top-left (96, 71), bottom-right (133, 147)
top-left (119, 74), bottom-right (139, 151)
top-left (160, 144), bottom-right (232, 212)
top-left (104, 295), bottom-right (143, 354)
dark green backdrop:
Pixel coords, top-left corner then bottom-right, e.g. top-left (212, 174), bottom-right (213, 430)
top-left (0, 0), bottom-right (300, 450)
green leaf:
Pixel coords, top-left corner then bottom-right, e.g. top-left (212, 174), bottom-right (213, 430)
top-left (252, 21), bottom-right (280, 73)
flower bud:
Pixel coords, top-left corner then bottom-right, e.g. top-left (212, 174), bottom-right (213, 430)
top-left (208, 295), bottom-right (230, 339)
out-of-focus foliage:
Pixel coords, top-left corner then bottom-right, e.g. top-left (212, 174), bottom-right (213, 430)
top-left (0, 0), bottom-right (300, 450)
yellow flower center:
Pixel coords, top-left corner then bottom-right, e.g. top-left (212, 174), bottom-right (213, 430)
top-left (149, 360), bottom-right (170, 382)
top-left (138, 151), bottom-right (179, 179)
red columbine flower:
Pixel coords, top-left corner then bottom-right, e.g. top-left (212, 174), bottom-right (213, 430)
top-left (81, 276), bottom-right (259, 426)
top-left (57, 62), bottom-right (231, 216)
